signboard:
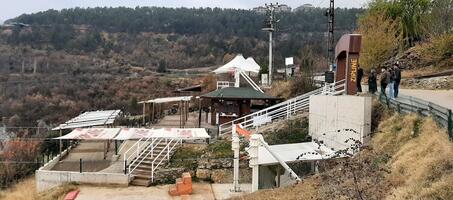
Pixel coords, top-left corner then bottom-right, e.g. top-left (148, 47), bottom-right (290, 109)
top-left (346, 55), bottom-right (360, 95)
top-left (285, 57), bottom-right (294, 66)
top-left (252, 114), bottom-right (272, 127)
top-left (261, 74), bottom-right (268, 85)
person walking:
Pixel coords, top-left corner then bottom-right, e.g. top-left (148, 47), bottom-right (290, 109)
top-left (357, 66), bottom-right (364, 93)
top-left (368, 68), bottom-right (377, 95)
top-left (380, 67), bottom-right (389, 98)
top-left (388, 67), bottom-right (395, 98)
top-left (393, 63), bottom-right (401, 98)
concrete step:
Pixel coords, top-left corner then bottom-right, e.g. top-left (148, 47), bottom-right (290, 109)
top-left (130, 177), bottom-right (150, 187)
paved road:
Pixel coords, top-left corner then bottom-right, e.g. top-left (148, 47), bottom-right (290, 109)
top-left (399, 89), bottom-right (453, 110)
top-left (362, 84), bottom-right (453, 110)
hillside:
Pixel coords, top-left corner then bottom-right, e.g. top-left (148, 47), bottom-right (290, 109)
top-left (1, 7), bottom-right (363, 70)
top-left (234, 111), bottom-right (453, 199)
top-left (0, 6), bottom-right (362, 128)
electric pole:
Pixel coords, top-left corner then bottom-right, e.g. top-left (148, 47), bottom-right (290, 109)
top-left (262, 3), bottom-right (281, 86)
top-left (325, 0), bottom-right (335, 70)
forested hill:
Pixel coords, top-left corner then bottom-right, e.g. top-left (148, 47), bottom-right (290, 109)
top-left (11, 7), bottom-right (361, 36)
top-left (1, 7), bottom-right (363, 70)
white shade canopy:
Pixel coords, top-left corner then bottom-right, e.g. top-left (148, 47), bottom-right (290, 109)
top-left (52, 110), bottom-right (121, 130)
top-left (54, 128), bottom-right (210, 140)
top-left (138, 96), bottom-right (192, 104)
top-left (213, 54), bottom-right (261, 74)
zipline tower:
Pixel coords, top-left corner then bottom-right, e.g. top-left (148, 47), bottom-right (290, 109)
top-left (262, 3), bottom-right (281, 86)
top-left (325, 0), bottom-right (335, 69)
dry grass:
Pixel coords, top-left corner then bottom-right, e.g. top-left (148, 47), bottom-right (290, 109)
top-left (0, 177), bottom-right (37, 200)
top-left (267, 80), bottom-right (292, 99)
top-left (234, 113), bottom-right (453, 200)
top-left (0, 176), bottom-right (78, 200)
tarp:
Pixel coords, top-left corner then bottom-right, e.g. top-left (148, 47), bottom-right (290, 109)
top-left (138, 96), bottom-right (192, 104)
top-left (52, 110), bottom-right (121, 130)
top-left (55, 128), bottom-right (210, 140)
top-left (213, 54), bottom-right (260, 74)
top-left (115, 128), bottom-right (210, 140)
top-left (252, 142), bottom-right (337, 165)
top-left (55, 128), bottom-right (121, 140)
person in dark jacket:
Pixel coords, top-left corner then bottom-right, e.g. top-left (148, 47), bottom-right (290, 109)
top-left (380, 67), bottom-right (389, 98)
top-left (393, 63), bottom-right (401, 98)
top-left (368, 68), bottom-right (377, 94)
top-left (357, 66), bottom-right (364, 93)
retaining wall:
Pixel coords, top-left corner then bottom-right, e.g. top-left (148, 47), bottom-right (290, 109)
top-left (309, 95), bottom-right (372, 150)
top-left (36, 170), bottom-right (129, 192)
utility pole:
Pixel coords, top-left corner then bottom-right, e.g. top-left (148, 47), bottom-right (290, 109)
top-left (325, 0), bottom-right (335, 69)
top-left (262, 3), bottom-right (281, 86)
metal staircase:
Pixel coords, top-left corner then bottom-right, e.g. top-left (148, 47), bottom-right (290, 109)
top-left (123, 137), bottom-right (182, 186)
top-left (219, 80), bottom-right (346, 136)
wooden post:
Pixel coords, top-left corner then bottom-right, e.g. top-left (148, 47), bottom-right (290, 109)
top-left (276, 165), bottom-right (281, 187)
top-left (59, 129), bottom-right (62, 154)
top-left (179, 101), bottom-right (182, 128)
top-left (198, 99), bottom-right (202, 128)
top-left (151, 103), bottom-right (155, 124)
top-left (142, 103), bottom-right (146, 125)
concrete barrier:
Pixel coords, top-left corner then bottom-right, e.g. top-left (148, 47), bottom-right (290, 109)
top-left (36, 170), bottom-right (129, 192)
top-left (309, 95), bottom-right (371, 150)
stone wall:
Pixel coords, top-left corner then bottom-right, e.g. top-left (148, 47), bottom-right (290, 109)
top-left (196, 158), bottom-right (251, 183)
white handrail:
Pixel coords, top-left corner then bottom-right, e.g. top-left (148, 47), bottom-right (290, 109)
top-left (128, 137), bottom-right (164, 174)
top-left (240, 71), bottom-right (264, 93)
top-left (219, 80), bottom-right (346, 135)
top-left (151, 138), bottom-right (182, 182)
top-left (123, 136), bottom-right (155, 170)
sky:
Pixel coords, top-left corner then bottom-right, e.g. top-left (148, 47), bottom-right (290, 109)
top-left (0, 0), bottom-right (369, 23)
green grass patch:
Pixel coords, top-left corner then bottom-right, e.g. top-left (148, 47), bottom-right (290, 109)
top-left (206, 140), bottom-right (233, 159)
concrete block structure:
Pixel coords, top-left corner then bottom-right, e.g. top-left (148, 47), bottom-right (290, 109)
top-left (309, 95), bottom-right (372, 150)
top-left (169, 172), bottom-right (193, 196)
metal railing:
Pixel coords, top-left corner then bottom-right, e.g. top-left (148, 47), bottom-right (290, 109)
top-left (379, 94), bottom-right (453, 141)
top-left (123, 136), bottom-right (155, 170)
top-left (127, 137), bottom-right (163, 174)
top-left (239, 71), bottom-right (264, 93)
top-left (218, 80), bottom-right (346, 136)
top-left (151, 138), bottom-right (182, 182)
top-left (217, 81), bottom-right (235, 89)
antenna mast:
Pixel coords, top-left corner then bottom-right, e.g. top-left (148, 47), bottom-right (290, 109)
top-left (262, 2), bottom-right (281, 86)
top-left (326, 0), bottom-right (335, 69)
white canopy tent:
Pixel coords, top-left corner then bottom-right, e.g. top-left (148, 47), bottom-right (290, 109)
top-left (55, 128), bottom-right (121, 140)
top-left (114, 128), bottom-right (210, 140)
top-left (54, 127), bottom-right (210, 140)
top-left (213, 54), bottom-right (261, 74)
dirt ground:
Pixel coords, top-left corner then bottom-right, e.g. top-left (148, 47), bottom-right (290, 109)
top-left (76, 183), bottom-right (251, 200)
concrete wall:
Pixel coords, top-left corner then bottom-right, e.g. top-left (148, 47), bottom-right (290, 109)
top-left (36, 170), bottom-right (129, 192)
top-left (309, 95), bottom-right (371, 151)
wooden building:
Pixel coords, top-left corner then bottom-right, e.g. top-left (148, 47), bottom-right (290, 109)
top-left (201, 87), bottom-right (281, 125)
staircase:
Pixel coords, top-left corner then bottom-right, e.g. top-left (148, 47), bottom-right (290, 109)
top-left (123, 137), bottom-right (182, 186)
top-left (219, 80), bottom-right (346, 136)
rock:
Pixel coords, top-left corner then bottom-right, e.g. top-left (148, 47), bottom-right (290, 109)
top-left (196, 169), bottom-right (211, 180)
top-left (152, 168), bottom-right (188, 184)
top-left (210, 169), bottom-right (232, 183)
